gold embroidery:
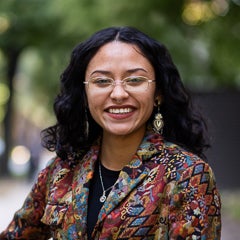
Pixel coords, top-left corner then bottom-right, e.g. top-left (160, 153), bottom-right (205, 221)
top-left (121, 202), bottom-right (133, 220)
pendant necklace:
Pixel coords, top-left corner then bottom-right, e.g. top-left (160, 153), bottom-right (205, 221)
top-left (99, 162), bottom-right (115, 203)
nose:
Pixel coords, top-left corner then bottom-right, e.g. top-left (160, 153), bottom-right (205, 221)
top-left (110, 81), bottom-right (129, 102)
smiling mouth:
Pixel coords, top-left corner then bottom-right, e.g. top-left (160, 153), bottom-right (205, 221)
top-left (107, 108), bottom-right (134, 114)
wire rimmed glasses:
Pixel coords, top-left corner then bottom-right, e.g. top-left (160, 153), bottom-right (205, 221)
top-left (84, 76), bottom-right (156, 92)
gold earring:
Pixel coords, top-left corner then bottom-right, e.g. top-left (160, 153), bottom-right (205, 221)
top-left (153, 99), bottom-right (164, 134)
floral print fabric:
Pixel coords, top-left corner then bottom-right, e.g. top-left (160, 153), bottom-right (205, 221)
top-left (0, 131), bottom-right (221, 239)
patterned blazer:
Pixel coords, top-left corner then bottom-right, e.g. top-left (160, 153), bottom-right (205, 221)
top-left (0, 131), bottom-right (221, 239)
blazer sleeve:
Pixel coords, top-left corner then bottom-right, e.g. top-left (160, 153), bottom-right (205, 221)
top-left (167, 160), bottom-right (221, 240)
top-left (0, 161), bottom-right (54, 240)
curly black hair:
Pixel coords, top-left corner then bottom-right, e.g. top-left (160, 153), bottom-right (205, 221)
top-left (41, 26), bottom-right (210, 160)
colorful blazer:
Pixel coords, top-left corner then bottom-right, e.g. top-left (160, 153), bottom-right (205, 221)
top-left (0, 131), bottom-right (221, 239)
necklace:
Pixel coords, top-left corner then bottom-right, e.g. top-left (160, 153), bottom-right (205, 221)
top-left (99, 162), bottom-right (115, 203)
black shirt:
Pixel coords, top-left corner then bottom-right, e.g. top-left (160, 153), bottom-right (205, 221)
top-left (87, 161), bottom-right (120, 239)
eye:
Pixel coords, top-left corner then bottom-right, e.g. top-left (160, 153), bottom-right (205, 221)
top-left (125, 76), bottom-right (146, 86)
top-left (91, 78), bottom-right (113, 87)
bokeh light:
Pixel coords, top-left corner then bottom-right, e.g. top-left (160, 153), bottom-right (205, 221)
top-left (8, 145), bottom-right (31, 176)
top-left (0, 15), bottom-right (10, 34)
top-left (11, 145), bottom-right (31, 165)
top-left (182, 0), bottom-right (230, 25)
top-left (182, 2), bottom-right (215, 25)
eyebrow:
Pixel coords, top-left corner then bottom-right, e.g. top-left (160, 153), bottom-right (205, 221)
top-left (90, 68), bottom-right (148, 76)
top-left (126, 68), bottom-right (148, 74)
top-left (90, 70), bottom-right (110, 76)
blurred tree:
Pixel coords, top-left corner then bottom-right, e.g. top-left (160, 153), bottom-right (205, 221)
top-left (50, 0), bottom-right (240, 88)
top-left (0, 0), bottom-right (68, 176)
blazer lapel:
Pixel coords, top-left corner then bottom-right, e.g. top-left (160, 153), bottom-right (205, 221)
top-left (72, 146), bottom-right (99, 237)
top-left (97, 156), bottom-right (149, 221)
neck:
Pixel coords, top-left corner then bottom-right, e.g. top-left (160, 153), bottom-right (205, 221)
top-left (100, 130), bottom-right (145, 171)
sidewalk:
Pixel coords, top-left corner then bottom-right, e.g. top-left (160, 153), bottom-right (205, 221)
top-left (0, 179), bottom-right (32, 231)
top-left (221, 214), bottom-right (240, 239)
top-left (0, 179), bottom-right (240, 239)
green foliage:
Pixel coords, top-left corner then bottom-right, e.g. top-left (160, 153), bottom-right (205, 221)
top-left (0, 0), bottom-right (60, 49)
top-left (222, 190), bottom-right (240, 221)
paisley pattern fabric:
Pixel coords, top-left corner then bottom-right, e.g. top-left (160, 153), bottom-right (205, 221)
top-left (0, 131), bottom-right (221, 239)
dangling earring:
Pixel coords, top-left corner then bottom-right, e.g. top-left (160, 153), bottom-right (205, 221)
top-left (153, 99), bottom-right (164, 134)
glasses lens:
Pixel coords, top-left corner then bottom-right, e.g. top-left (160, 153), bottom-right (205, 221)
top-left (124, 77), bottom-right (148, 91)
top-left (88, 76), bottom-right (152, 92)
top-left (90, 77), bottom-right (113, 89)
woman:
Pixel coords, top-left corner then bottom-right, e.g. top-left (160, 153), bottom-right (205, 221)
top-left (0, 26), bottom-right (221, 239)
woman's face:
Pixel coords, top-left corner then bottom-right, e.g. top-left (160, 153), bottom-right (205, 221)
top-left (85, 41), bottom-right (156, 138)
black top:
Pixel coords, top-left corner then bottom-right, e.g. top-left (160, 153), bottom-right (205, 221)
top-left (87, 160), bottom-right (120, 239)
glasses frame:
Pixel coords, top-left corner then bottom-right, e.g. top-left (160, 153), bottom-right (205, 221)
top-left (83, 76), bottom-right (156, 92)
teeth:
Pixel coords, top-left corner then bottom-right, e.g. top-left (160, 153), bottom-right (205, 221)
top-left (108, 108), bottom-right (133, 114)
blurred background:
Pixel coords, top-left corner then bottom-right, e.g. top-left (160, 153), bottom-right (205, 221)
top-left (0, 0), bottom-right (239, 238)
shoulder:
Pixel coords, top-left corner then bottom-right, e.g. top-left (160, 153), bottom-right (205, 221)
top-left (155, 141), bottom-right (220, 210)
top-left (140, 132), bottom-right (213, 182)
top-left (154, 140), bottom-right (215, 183)
top-left (35, 156), bottom-right (77, 189)
top-left (44, 155), bottom-right (79, 172)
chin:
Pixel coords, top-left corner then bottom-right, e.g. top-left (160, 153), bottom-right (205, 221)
top-left (104, 125), bottom-right (145, 137)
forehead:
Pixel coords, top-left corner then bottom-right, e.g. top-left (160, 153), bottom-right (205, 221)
top-left (86, 41), bottom-right (154, 76)
top-left (96, 41), bottom-right (142, 56)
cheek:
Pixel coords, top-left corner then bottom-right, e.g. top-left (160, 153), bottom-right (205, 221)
top-left (143, 94), bottom-right (155, 118)
top-left (87, 98), bottom-right (97, 114)
top-left (86, 93), bottom-right (103, 118)
top-left (146, 90), bottom-right (155, 107)
top-left (145, 102), bottom-right (154, 119)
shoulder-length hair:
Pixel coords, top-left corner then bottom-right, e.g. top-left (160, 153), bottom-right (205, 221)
top-left (41, 26), bottom-right (210, 160)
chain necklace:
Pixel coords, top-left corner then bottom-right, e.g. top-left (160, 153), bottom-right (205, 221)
top-left (99, 162), bottom-right (115, 203)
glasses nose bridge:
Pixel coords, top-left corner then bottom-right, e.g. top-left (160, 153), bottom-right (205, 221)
top-left (113, 79), bottom-right (125, 85)
top-left (110, 80), bottom-right (129, 98)
top-left (112, 80), bottom-right (126, 90)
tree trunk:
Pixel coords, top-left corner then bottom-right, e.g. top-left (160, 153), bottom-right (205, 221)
top-left (0, 48), bottom-right (21, 177)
